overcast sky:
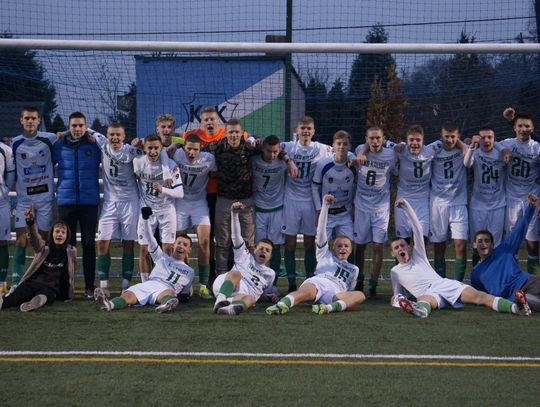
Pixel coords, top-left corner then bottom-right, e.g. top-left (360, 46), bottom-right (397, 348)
top-left (0, 0), bottom-right (535, 122)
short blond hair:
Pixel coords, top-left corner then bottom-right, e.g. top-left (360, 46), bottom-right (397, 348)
top-left (155, 113), bottom-right (176, 126)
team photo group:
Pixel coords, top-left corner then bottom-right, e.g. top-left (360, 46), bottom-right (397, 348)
top-left (0, 104), bottom-right (538, 319)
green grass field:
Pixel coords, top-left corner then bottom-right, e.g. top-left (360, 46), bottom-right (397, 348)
top-left (2, 273), bottom-right (539, 407)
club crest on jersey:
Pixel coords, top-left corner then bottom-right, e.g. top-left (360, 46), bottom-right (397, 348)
top-left (20, 153), bottom-right (27, 160)
top-left (328, 177), bottom-right (334, 183)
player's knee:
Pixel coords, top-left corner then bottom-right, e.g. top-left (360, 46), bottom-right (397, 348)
top-left (121, 290), bottom-right (137, 304)
top-left (227, 270), bottom-right (242, 280)
top-left (96, 240), bottom-right (109, 254)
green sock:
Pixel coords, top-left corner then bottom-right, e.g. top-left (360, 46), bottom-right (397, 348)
top-left (160, 295), bottom-right (173, 304)
top-left (494, 297), bottom-right (514, 313)
top-left (368, 279), bottom-right (378, 291)
top-left (284, 250), bottom-right (296, 286)
top-left (97, 253), bottom-right (111, 282)
top-left (232, 300), bottom-right (247, 311)
top-left (111, 297), bottom-right (127, 310)
top-left (472, 251), bottom-right (480, 267)
top-left (0, 245), bottom-right (9, 282)
top-left (219, 280), bottom-right (234, 297)
top-left (331, 301), bottom-right (344, 312)
top-left (453, 259), bottom-right (467, 281)
top-left (269, 245), bottom-right (282, 276)
top-left (122, 253), bottom-right (134, 281)
top-left (11, 246), bottom-right (26, 285)
top-left (417, 300), bottom-right (432, 315)
top-left (527, 257), bottom-right (539, 274)
top-left (198, 264), bottom-right (209, 285)
top-left (304, 247), bottom-right (316, 278)
top-left (434, 258), bottom-right (446, 278)
top-left (280, 295), bottom-right (294, 308)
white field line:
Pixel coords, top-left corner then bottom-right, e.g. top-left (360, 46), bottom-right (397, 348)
top-left (0, 351), bottom-right (539, 361)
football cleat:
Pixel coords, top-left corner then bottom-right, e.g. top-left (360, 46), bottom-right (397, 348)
top-left (213, 294), bottom-right (230, 313)
top-left (311, 304), bottom-right (329, 315)
top-left (398, 297), bottom-right (429, 318)
top-left (514, 289), bottom-right (532, 316)
top-left (217, 304), bottom-right (243, 315)
top-left (155, 297), bottom-right (179, 313)
top-left (20, 294), bottom-right (47, 312)
top-left (94, 288), bottom-right (113, 311)
top-left (265, 302), bottom-right (290, 315)
top-left (198, 285), bottom-right (213, 300)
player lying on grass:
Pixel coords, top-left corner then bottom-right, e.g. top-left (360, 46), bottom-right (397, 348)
top-left (212, 202), bottom-right (275, 315)
top-left (390, 198), bottom-right (531, 318)
top-left (472, 194), bottom-right (539, 312)
top-left (0, 207), bottom-right (75, 312)
top-left (266, 195), bottom-right (365, 315)
top-left (95, 207), bottom-right (194, 313)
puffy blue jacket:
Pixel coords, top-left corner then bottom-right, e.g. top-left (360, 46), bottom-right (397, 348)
top-left (53, 135), bottom-right (101, 206)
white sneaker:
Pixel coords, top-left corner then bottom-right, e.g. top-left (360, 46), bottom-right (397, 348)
top-left (94, 288), bottom-right (113, 311)
top-left (155, 297), bottom-right (179, 313)
top-left (20, 294), bottom-right (47, 312)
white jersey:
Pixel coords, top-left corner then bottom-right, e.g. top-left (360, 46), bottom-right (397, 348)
top-left (281, 140), bottom-right (331, 201)
top-left (133, 156), bottom-right (182, 210)
top-left (312, 157), bottom-right (356, 212)
top-left (148, 245), bottom-right (194, 296)
top-left (430, 144), bottom-right (468, 206)
top-left (499, 138), bottom-right (540, 199)
top-left (233, 241), bottom-right (275, 298)
top-left (391, 200), bottom-right (443, 298)
top-left (12, 131), bottom-right (56, 202)
top-left (95, 136), bottom-right (141, 202)
top-left (173, 149), bottom-right (216, 202)
top-left (0, 143), bottom-right (15, 202)
top-left (314, 242), bottom-right (359, 293)
top-left (396, 144), bottom-right (440, 202)
top-left (466, 148), bottom-right (506, 210)
top-left (251, 155), bottom-right (287, 211)
top-left (354, 146), bottom-right (397, 211)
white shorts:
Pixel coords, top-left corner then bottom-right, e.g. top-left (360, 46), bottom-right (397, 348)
top-left (176, 199), bottom-right (210, 231)
top-left (301, 276), bottom-right (340, 304)
top-left (470, 206), bottom-right (505, 247)
top-left (353, 207), bottom-right (389, 244)
top-left (423, 278), bottom-right (468, 309)
top-left (255, 209), bottom-right (285, 245)
top-left (212, 273), bottom-right (262, 301)
top-left (327, 212), bottom-right (354, 241)
top-left (505, 199), bottom-right (538, 242)
top-left (430, 204), bottom-right (468, 242)
top-left (137, 206), bottom-right (177, 245)
top-left (395, 201), bottom-right (430, 239)
top-left (16, 199), bottom-right (54, 231)
top-left (97, 200), bottom-right (139, 241)
top-left (126, 280), bottom-right (169, 306)
top-left (0, 201), bottom-right (10, 240)
top-left (282, 199), bottom-right (316, 236)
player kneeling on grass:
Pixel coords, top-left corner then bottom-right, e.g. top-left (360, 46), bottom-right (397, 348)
top-left (0, 207), bottom-right (75, 312)
top-left (471, 194), bottom-right (538, 313)
top-left (266, 195), bottom-right (365, 315)
top-left (212, 202), bottom-right (275, 315)
top-left (95, 207), bottom-right (194, 313)
top-left (390, 198), bottom-right (531, 318)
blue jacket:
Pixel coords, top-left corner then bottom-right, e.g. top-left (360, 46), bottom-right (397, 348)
top-left (53, 134), bottom-right (101, 206)
top-left (470, 205), bottom-right (533, 301)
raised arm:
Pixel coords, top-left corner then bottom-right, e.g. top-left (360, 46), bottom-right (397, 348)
top-left (25, 206), bottom-right (46, 253)
top-left (140, 207), bottom-right (160, 257)
top-left (395, 198), bottom-right (427, 258)
top-left (463, 137), bottom-right (478, 168)
top-left (230, 202), bottom-right (245, 249)
top-left (505, 194), bottom-right (537, 253)
top-left (152, 166), bottom-right (183, 199)
top-left (316, 195), bottom-right (333, 247)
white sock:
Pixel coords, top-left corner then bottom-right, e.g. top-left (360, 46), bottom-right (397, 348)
top-left (100, 280), bottom-right (109, 289)
top-left (336, 300), bottom-right (347, 312)
top-left (511, 304), bottom-right (518, 314)
top-left (491, 297), bottom-right (500, 312)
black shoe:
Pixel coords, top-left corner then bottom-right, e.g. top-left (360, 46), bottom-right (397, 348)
top-left (84, 288), bottom-right (95, 299)
top-left (368, 287), bottom-right (379, 300)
